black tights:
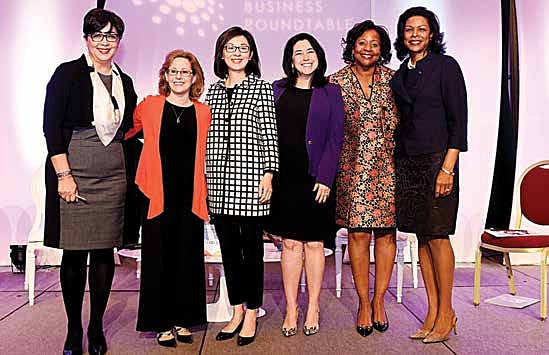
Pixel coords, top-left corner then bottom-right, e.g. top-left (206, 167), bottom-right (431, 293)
top-left (60, 249), bottom-right (115, 346)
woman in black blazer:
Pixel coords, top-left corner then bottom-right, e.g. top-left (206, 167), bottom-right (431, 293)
top-left (43, 8), bottom-right (137, 354)
top-left (389, 7), bottom-right (467, 344)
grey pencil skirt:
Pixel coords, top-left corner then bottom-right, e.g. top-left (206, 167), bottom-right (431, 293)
top-left (59, 129), bottom-right (126, 250)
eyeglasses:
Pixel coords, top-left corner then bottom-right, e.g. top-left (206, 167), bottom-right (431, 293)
top-left (224, 44), bottom-right (250, 53)
top-left (89, 32), bottom-right (119, 42)
top-left (167, 69), bottom-right (193, 77)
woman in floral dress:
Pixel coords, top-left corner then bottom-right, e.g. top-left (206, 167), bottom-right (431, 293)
top-left (329, 20), bottom-right (398, 337)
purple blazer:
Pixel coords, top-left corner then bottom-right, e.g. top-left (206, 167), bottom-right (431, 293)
top-left (272, 79), bottom-right (345, 187)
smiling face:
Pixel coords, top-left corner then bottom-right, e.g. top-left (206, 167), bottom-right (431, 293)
top-left (403, 15), bottom-right (432, 56)
top-left (291, 39), bottom-right (318, 79)
top-left (223, 35), bottom-right (252, 74)
top-left (352, 29), bottom-right (381, 69)
top-left (86, 23), bottom-right (119, 67)
top-left (165, 57), bottom-right (194, 96)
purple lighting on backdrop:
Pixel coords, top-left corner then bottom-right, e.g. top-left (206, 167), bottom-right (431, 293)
top-left (5, 0), bottom-right (549, 266)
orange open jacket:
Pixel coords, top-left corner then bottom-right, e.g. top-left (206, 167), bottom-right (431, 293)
top-left (125, 95), bottom-right (211, 220)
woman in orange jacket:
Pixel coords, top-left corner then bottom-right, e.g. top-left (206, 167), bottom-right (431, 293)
top-left (125, 49), bottom-right (211, 347)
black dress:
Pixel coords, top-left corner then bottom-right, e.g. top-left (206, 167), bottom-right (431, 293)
top-left (267, 87), bottom-right (333, 242)
top-left (137, 102), bottom-right (206, 332)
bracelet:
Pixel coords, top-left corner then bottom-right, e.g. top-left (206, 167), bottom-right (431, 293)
top-left (56, 169), bottom-right (72, 179)
top-left (440, 167), bottom-right (455, 176)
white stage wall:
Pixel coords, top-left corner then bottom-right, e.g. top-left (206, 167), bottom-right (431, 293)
top-left (509, 0), bottom-right (549, 265)
top-left (0, 0), bottom-right (526, 265)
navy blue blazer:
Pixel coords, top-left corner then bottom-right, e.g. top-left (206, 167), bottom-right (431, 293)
top-left (272, 79), bottom-right (345, 187)
top-left (389, 52), bottom-right (468, 155)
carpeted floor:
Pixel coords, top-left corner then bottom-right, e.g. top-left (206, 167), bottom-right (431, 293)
top-left (1, 254), bottom-right (548, 354)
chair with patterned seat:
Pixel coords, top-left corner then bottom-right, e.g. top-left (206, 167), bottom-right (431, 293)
top-left (474, 160), bottom-right (549, 320)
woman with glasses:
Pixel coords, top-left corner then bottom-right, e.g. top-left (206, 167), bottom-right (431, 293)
top-left (125, 50), bottom-right (211, 347)
top-left (206, 26), bottom-right (278, 346)
top-left (267, 33), bottom-right (344, 337)
top-left (43, 8), bottom-right (137, 355)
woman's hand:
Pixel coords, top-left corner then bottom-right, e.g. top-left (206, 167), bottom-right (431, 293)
top-left (58, 175), bottom-right (79, 202)
top-left (258, 172), bottom-right (273, 203)
top-left (435, 170), bottom-right (453, 198)
top-left (435, 149), bottom-right (459, 198)
top-left (313, 183), bottom-right (330, 204)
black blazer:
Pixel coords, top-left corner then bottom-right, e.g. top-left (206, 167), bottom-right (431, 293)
top-left (389, 52), bottom-right (468, 156)
top-left (42, 54), bottom-right (137, 248)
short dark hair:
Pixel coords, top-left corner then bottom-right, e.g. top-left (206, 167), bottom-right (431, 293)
top-left (281, 33), bottom-right (327, 88)
top-left (83, 8), bottom-right (125, 38)
top-left (394, 6), bottom-right (446, 61)
top-left (213, 26), bottom-right (261, 79)
top-left (341, 20), bottom-right (392, 65)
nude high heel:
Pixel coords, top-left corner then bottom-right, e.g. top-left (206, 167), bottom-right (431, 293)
top-left (422, 314), bottom-right (457, 343)
top-left (409, 327), bottom-right (432, 339)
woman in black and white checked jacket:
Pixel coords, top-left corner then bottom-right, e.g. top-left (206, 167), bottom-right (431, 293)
top-left (205, 26), bottom-right (278, 346)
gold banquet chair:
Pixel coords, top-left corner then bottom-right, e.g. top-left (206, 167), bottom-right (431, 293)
top-left (474, 160), bottom-right (549, 320)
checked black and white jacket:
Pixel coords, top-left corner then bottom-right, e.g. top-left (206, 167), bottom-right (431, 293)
top-left (205, 74), bottom-right (279, 217)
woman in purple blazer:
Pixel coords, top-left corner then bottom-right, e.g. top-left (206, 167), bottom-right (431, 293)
top-left (267, 33), bottom-right (344, 337)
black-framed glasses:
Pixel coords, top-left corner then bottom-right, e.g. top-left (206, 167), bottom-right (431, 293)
top-left (167, 69), bottom-right (193, 77)
top-left (89, 32), bottom-right (119, 42)
top-left (224, 44), bottom-right (250, 53)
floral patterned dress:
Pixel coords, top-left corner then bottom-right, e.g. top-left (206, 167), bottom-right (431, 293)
top-left (329, 64), bottom-right (399, 229)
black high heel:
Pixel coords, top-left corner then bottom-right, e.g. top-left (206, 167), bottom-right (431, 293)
top-left (216, 318), bottom-right (244, 341)
top-left (373, 310), bottom-right (389, 332)
top-left (63, 329), bottom-right (83, 355)
top-left (356, 324), bottom-right (374, 337)
top-left (63, 349), bottom-right (82, 355)
top-left (237, 321), bottom-right (257, 346)
top-left (88, 342), bottom-right (107, 355)
top-left (87, 329), bottom-right (107, 355)
top-left (156, 330), bottom-right (176, 348)
top-left (63, 350), bottom-right (82, 355)
top-left (356, 305), bottom-right (373, 337)
top-left (174, 326), bottom-right (193, 344)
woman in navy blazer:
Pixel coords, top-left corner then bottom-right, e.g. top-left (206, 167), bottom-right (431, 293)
top-left (389, 7), bottom-right (467, 343)
top-left (267, 33), bottom-right (344, 337)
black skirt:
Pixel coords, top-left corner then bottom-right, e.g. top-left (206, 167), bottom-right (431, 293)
top-left (395, 151), bottom-right (459, 237)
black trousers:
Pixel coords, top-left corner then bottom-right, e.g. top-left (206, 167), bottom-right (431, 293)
top-left (213, 216), bottom-right (264, 310)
